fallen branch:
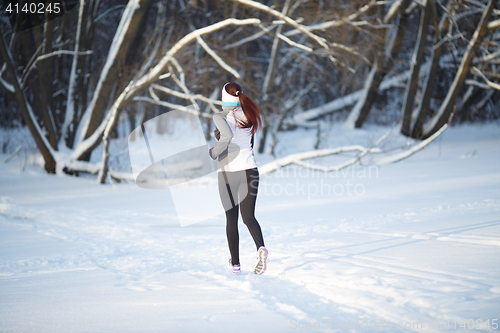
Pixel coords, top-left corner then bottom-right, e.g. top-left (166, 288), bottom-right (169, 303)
top-left (378, 123), bottom-right (448, 164)
top-left (259, 121), bottom-right (447, 173)
top-left (259, 145), bottom-right (383, 174)
top-left (4, 146), bottom-right (22, 163)
top-left (260, 124), bottom-right (394, 174)
top-left (109, 169), bottom-right (135, 182)
top-left (60, 157), bottom-right (134, 182)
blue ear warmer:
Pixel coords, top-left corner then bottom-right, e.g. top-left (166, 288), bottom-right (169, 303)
top-left (221, 101), bottom-right (241, 107)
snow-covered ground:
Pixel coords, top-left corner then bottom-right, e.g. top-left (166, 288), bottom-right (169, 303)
top-left (1, 123), bottom-right (499, 332)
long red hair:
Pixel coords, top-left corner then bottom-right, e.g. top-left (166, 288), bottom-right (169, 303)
top-left (224, 82), bottom-right (262, 136)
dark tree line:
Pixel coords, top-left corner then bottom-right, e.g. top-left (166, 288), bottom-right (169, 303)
top-left (0, 0), bottom-right (499, 180)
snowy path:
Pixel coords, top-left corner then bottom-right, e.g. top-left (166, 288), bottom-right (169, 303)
top-left (1, 124), bottom-right (499, 332)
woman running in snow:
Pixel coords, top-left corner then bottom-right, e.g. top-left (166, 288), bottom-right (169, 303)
top-left (209, 82), bottom-right (268, 275)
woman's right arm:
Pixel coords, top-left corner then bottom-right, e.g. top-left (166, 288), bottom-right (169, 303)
top-left (209, 111), bottom-right (233, 159)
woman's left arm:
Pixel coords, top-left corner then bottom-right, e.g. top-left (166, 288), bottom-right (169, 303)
top-left (209, 110), bottom-right (233, 159)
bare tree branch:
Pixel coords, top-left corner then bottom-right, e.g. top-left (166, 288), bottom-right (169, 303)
top-left (229, 0), bottom-right (330, 50)
top-left (488, 19), bottom-right (500, 32)
top-left (0, 72), bottom-right (14, 93)
top-left (196, 35), bottom-right (241, 78)
top-left (465, 79), bottom-right (491, 89)
top-left (20, 41), bottom-right (44, 85)
top-left (133, 96), bottom-right (213, 118)
top-left (223, 24), bottom-right (277, 50)
top-left (314, 43), bottom-right (372, 67)
top-left (151, 84), bottom-right (222, 106)
top-left (471, 66), bottom-right (500, 90)
top-left (284, 0), bottom-right (389, 36)
top-left (94, 5), bottom-right (126, 23)
top-left (21, 50), bottom-right (93, 86)
top-left (474, 49), bottom-right (500, 63)
top-left (384, 0), bottom-right (410, 24)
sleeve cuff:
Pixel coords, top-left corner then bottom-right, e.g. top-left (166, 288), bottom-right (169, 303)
top-left (208, 147), bottom-right (217, 160)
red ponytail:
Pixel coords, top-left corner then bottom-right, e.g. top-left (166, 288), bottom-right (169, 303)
top-left (224, 83), bottom-right (262, 136)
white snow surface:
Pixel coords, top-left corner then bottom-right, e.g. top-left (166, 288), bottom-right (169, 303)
top-left (1, 123), bottom-right (500, 332)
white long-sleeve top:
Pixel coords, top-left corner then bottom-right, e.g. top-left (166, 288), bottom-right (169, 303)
top-left (211, 106), bottom-right (257, 172)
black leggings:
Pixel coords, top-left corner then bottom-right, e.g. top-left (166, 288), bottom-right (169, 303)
top-left (218, 168), bottom-right (265, 266)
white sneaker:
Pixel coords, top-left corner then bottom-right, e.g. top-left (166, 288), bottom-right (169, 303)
top-left (254, 246), bottom-right (268, 275)
top-left (227, 257), bottom-right (241, 275)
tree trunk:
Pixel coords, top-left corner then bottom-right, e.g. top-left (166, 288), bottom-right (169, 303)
top-left (422, 0), bottom-right (498, 139)
top-left (344, 5), bottom-right (409, 128)
top-left (410, 0), bottom-right (453, 139)
top-left (37, 1), bottom-right (58, 149)
top-left (0, 31), bottom-right (56, 172)
top-left (256, 0), bottom-right (290, 151)
top-left (127, 109), bottom-right (136, 141)
top-left (258, 121), bottom-right (269, 154)
top-left (60, 0), bottom-right (85, 149)
top-left (69, 0), bottom-right (95, 150)
top-left (344, 62), bottom-right (383, 128)
top-left (78, 0), bottom-right (153, 156)
top-left (261, 0), bottom-right (291, 96)
top-left (401, 0), bottom-right (431, 136)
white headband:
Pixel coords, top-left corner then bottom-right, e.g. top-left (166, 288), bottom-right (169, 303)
top-left (221, 83), bottom-right (240, 106)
